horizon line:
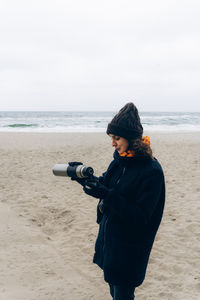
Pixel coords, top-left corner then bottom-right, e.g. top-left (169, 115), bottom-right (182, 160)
top-left (0, 110), bottom-right (200, 113)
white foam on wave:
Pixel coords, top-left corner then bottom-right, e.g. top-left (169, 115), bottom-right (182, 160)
top-left (1, 111), bottom-right (200, 132)
top-left (1, 124), bottom-right (200, 132)
top-left (0, 126), bottom-right (106, 133)
top-left (144, 124), bottom-right (200, 131)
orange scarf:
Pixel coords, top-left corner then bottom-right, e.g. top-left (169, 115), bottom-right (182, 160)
top-left (120, 136), bottom-right (150, 157)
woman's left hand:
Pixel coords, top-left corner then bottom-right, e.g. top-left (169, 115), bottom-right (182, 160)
top-left (83, 181), bottom-right (109, 199)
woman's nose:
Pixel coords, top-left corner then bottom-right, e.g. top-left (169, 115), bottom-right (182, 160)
top-left (112, 140), bottom-right (116, 147)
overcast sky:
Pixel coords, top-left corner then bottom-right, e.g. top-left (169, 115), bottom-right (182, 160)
top-left (0, 0), bottom-right (200, 111)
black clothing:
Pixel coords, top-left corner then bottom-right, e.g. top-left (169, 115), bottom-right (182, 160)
top-left (109, 283), bottom-right (135, 300)
top-left (93, 150), bottom-right (165, 287)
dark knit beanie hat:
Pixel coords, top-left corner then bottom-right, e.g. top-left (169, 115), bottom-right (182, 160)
top-left (106, 102), bottom-right (143, 140)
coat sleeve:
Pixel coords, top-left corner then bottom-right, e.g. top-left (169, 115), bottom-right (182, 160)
top-left (103, 168), bottom-right (165, 226)
top-left (96, 160), bottom-right (118, 224)
top-left (96, 171), bottom-right (108, 223)
top-left (98, 172), bottom-right (106, 184)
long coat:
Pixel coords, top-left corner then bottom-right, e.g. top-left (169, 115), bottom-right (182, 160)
top-left (93, 150), bottom-right (165, 287)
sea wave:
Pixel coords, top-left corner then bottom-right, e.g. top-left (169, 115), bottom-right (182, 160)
top-left (5, 123), bottom-right (39, 128)
top-left (1, 124), bottom-right (200, 132)
top-left (0, 111), bottom-right (200, 132)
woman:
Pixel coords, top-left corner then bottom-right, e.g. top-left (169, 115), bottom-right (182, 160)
top-left (70, 103), bottom-right (165, 300)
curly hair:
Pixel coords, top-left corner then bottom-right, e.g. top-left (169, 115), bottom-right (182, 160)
top-left (129, 138), bottom-right (153, 161)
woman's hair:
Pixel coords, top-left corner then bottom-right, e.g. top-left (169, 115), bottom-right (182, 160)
top-left (128, 138), bottom-right (153, 160)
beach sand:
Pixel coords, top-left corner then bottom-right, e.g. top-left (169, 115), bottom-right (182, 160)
top-left (0, 132), bottom-right (200, 300)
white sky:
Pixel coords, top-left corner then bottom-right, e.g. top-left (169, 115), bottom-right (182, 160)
top-left (0, 0), bottom-right (200, 111)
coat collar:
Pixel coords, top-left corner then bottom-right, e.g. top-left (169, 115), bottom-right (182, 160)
top-left (113, 150), bottom-right (153, 167)
top-left (113, 150), bottom-right (138, 166)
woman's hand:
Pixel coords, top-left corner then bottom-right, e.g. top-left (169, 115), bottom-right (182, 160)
top-left (68, 161), bottom-right (86, 186)
top-left (68, 161), bottom-right (83, 167)
top-left (68, 162), bottom-right (99, 188)
top-left (83, 181), bottom-right (109, 199)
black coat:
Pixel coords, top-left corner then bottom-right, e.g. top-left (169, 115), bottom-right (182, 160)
top-left (93, 150), bottom-right (165, 287)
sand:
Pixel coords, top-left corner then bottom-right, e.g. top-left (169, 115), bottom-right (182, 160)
top-left (0, 132), bottom-right (200, 300)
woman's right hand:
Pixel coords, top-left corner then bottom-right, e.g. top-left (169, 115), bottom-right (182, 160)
top-left (68, 162), bottom-right (99, 187)
top-left (68, 161), bottom-right (85, 186)
top-left (68, 161), bottom-right (83, 167)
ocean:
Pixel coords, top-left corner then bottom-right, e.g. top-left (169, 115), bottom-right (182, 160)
top-left (0, 111), bottom-right (200, 132)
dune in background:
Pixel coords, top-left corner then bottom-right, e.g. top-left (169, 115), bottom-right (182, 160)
top-left (0, 132), bottom-right (200, 300)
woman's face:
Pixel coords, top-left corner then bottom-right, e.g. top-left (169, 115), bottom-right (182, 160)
top-left (109, 134), bottom-right (129, 154)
